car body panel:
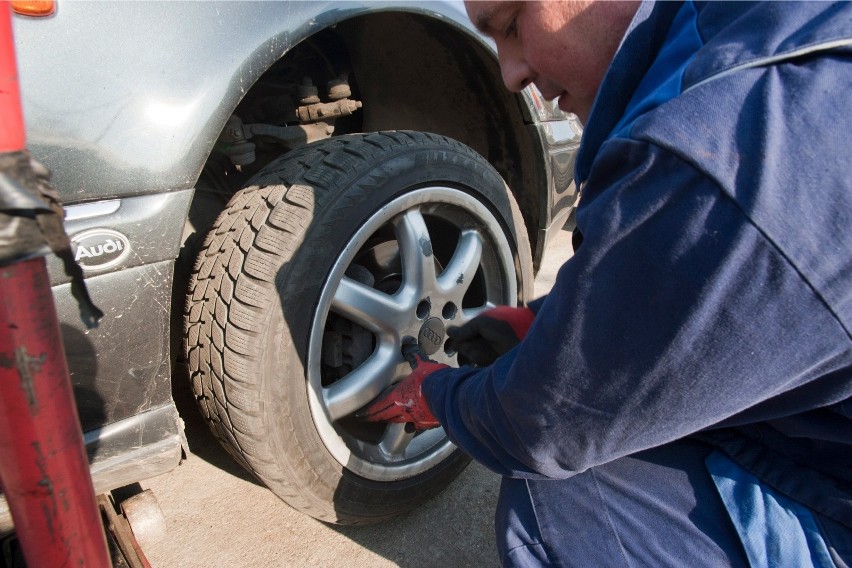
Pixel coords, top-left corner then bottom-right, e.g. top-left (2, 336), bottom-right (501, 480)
top-left (56, 261), bottom-right (174, 429)
top-left (46, 190), bottom-right (193, 286)
top-left (533, 117), bottom-right (583, 263)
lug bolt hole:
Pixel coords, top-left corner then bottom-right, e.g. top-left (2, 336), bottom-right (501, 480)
top-left (444, 338), bottom-right (457, 357)
top-left (442, 302), bottom-right (457, 320)
top-left (416, 300), bottom-right (431, 319)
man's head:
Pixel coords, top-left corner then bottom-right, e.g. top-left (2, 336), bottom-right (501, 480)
top-left (465, 1), bottom-right (639, 124)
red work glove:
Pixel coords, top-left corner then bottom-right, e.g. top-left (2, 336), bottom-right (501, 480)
top-left (358, 344), bottom-right (449, 430)
top-left (446, 305), bottom-right (535, 367)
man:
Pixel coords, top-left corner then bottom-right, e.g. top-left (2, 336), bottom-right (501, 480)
top-left (362, 2), bottom-right (852, 566)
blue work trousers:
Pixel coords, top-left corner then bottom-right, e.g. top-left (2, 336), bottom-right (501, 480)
top-left (495, 439), bottom-right (851, 567)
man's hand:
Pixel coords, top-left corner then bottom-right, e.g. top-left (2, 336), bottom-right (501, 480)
top-left (358, 344), bottom-right (449, 430)
top-left (447, 305), bottom-right (535, 367)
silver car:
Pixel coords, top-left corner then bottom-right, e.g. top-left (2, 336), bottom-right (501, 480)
top-left (5, 0), bottom-right (580, 527)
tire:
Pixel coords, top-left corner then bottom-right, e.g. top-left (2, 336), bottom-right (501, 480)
top-left (184, 131), bottom-right (533, 524)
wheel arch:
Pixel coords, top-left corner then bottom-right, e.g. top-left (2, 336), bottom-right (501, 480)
top-left (193, 9), bottom-right (550, 262)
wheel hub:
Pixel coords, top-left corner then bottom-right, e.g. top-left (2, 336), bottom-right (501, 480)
top-left (417, 317), bottom-right (445, 356)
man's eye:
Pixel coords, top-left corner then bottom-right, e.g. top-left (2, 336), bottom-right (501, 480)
top-left (504, 17), bottom-right (517, 39)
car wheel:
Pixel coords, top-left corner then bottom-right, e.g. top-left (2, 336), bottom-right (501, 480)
top-left (185, 131), bottom-right (533, 523)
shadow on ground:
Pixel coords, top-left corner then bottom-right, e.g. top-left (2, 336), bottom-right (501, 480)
top-left (332, 462), bottom-right (502, 567)
top-left (170, 364), bottom-right (262, 486)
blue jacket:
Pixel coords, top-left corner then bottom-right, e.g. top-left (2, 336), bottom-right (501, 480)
top-left (424, 0), bottom-right (852, 529)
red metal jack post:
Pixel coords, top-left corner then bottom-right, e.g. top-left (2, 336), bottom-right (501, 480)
top-left (0, 4), bottom-right (111, 566)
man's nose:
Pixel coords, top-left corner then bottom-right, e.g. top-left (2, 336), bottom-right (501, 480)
top-left (498, 48), bottom-right (533, 92)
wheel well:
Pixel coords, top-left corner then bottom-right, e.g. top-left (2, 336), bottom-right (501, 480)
top-left (192, 11), bottom-right (546, 256)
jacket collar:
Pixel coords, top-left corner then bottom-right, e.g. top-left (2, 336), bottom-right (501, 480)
top-left (575, 0), bottom-right (681, 185)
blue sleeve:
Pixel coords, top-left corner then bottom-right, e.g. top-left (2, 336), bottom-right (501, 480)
top-left (422, 139), bottom-right (850, 480)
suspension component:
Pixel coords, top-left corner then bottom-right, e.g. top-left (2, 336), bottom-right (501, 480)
top-left (295, 99), bottom-right (362, 123)
top-left (219, 74), bottom-right (361, 168)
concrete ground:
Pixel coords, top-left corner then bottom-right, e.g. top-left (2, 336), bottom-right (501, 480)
top-left (140, 228), bottom-right (573, 568)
